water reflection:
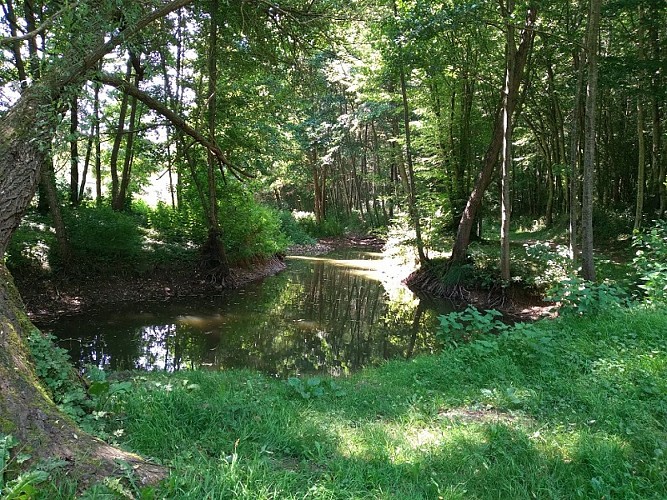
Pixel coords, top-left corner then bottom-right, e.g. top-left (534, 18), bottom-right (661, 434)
top-left (49, 249), bottom-right (456, 376)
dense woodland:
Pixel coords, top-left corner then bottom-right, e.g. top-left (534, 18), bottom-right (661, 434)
top-left (1, 0), bottom-right (665, 278)
top-left (0, 0), bottom-right (666, 495)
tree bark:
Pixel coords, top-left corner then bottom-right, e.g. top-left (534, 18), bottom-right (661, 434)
top-left (393, 0), bottom-right (427, 264)
top-left (581, 0), bottom-right (601, 281)
top-left (569, 49), bottom-right (585, 262)
top-left (634, 96), bottom-right (646, 231)
top-left (70, 94), bottom-right (80, 206)
top-left (113, 53), bottom-right (145, 211)
top-left (500, 0), bottom-right (516, 283)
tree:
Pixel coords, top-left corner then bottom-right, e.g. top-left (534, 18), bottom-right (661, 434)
top-left (581, 0), bottom-right (601, 281)
top-left (450, 4), bottom-right (537, 263)
top-left (0, 0), bottom-right (196, 482)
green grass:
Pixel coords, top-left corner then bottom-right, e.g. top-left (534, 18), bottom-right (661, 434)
top-left (36, 306), bottom-right (667, 499)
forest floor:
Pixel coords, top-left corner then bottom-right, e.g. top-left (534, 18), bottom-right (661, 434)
top-left (15, 236), bottom-right (384, 324)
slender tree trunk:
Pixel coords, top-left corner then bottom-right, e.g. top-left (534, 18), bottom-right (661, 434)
top-left (500, 0), bottom-right (516, 282)
top-left (69, 95), bottom-right (80, 205)
top-left (201, 0), bottom-right (230, 281)
top-left (569, 49), bottom-right (585, 262)
top-left (79, 116), bottom-right (94, 202)
top-left (41, 156), bottom-right (72, 263)
top-left (451, 6), bottom-right (537, 263)
top-left (94, 75), bottom-right (102, 204)
top-left (110, 59), bottom-right (132, 208)
top-left (114, 53), bottom-right (144, 211)
top-left (634, 6), bottom-right (646, 231)
top-left (392, 0), bottom-right (427, 264)
top-left (3, 0), bottom-right (28, 88)
top-left (581, 0), bottom-right (602, 281)
top-left (635, 96), bottom-right (646, 231)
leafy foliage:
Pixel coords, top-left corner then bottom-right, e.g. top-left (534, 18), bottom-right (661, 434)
top-left (546, 276), bottom-right (628, 316)
top-left (286, 376), bottom-right (345, 400)
top-left (277, 211), bottom-right (316, 245)
top-left (632, 220), bottom-right (667, 305)
top-left (437, 306), bottom-right (507, 347)
top-left (27, 332), bottom-right (130, 442)
top-left (59, 205), bottom-right (145, 272)
top-left (220, 185), bottom-right (291, 261)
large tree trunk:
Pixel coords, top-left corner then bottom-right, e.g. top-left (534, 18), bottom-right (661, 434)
top-left (0, 0), bottom-right (195, 484)
top-left (0, 264), bottom-right (165, 484)
top-left (450, 6), bottom-right (537, 263)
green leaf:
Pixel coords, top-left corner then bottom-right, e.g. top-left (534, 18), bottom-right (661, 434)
top-left (88, 381), bottom-right (110, 397)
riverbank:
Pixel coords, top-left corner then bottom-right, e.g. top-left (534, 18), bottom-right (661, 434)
top-left (15, 236), bottom-right (385, 324)
top-left (38, 305), bottom-right (667, 498)
top-left (15, 257), bottom-right (288, 324)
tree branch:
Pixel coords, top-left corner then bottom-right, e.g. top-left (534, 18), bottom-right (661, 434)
top-left (0, 1), bottom-right (82, 45)
top-left (98, 73), bottom-right (254, 179)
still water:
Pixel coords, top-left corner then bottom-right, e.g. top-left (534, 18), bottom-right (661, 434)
top-left (48, 249), bottom-right (455, 377)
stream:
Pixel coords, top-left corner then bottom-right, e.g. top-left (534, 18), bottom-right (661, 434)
top-left (48, 248), bottom-right (457, 377)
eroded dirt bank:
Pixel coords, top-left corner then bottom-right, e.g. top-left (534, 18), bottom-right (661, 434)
top-left (15, 257), bottom-right (287, 324)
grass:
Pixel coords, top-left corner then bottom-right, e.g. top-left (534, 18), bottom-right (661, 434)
top-left (36, 305), bottom-right (667, 499)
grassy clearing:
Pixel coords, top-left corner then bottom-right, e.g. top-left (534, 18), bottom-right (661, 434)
top-left (38, 306), bottom-right (667, 499)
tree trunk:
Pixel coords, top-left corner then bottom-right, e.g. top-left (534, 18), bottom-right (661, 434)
top-left (634, 96), bottom-right (646, 231)
top-left (569, 49), bottom-right (585, 262)
top-left (113, 53), bottom-right (144, 211)
top-left (393, 0), bottom-right (427, 264)
top-left (201, 0), bottom-right (230, 282)
top-left (109, 59), bottom-right (132, 209)
top-left (41, 156), bottom-right (72, 264)
top-left (581, 0), bottom-right (601, 282)
top-left (450, 6), bottom-right (537, 263)
top-left (70, 94), bottom-right (80, 206)
top-left (94, 74), bottom-right (102, 205)
top-left (0, 0), bottom-right (195, 483)
top-left (500, 0), bottom-right (516, 283)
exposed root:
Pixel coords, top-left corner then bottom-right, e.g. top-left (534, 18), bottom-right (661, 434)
top-left (403, 260), bottom-right (551, 321)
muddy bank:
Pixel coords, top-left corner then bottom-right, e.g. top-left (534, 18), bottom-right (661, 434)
top-left (17, 236), bottom-right (384, 324)
top-left (16, 256), bottom-right (287, 325)
top-left (404, 265), bottom-right (555, 322)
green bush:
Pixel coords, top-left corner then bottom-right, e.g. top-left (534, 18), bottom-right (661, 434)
top-left (633, 220), bottom-right (667, 305)
top-left (292, 211), bottom-right (345, 238)
top-left (546, 276), bottom-right (628, 316)
top-left (220, 186), bottom-right (291, 261)
top-left (146, 201), bottom-right (207, 245)
top-left (58, 205), bottom-right (145, 271)
top-left (278, 210), bottom-right (316, 245)
top-left (5, 217), bottom-right (55, 271)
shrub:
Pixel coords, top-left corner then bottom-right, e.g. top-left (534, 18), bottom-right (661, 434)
top-left (146, 202), bottom-right (207, 245)
top-left (633, 220), bottom-right (667, 305)
top-left (278, 210), bottom-right (316, 245)
top-left (220, 186), bottom-right (291, 262)
top-left (292, 211), bottom-right (345, 238)
top-left (546, 276), bottom-right (628, 316)
top-left (5, 217), bottom-right (55, 272)
top-left (58, 205), bottom-right (145, 272)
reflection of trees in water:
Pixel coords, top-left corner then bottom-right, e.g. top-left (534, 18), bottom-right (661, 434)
top-left (210, 257), bottom-right (441, 376)
top-left (56, 253), bottom-right (443, 375)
